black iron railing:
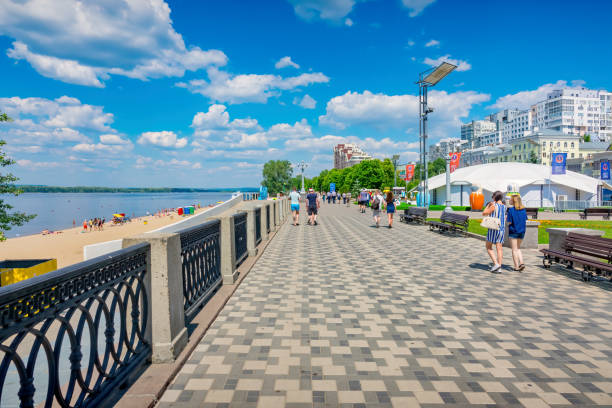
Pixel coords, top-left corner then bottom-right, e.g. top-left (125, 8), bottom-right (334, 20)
top-left (233, 212), bottom-right (248, 267)
top-left (255, 208), bottom-right (262, 245)
top-left (178, 220), bottom-right (222, 322)
top-left (266, 205), bottom-right (270, 233)
top-left (0, 243), bottom-right (151, 408)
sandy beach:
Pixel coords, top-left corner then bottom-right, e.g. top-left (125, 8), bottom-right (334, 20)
top-left (0, 208), bottom-right (210, 268)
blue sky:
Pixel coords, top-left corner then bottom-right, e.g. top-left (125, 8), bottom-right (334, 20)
top-left (0, 0), bottom-right (610, 187)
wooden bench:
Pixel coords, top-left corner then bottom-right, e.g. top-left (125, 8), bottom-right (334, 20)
top-left (580, 208), bottom-right (611, 220)
top-left (400, 207), bottom-right (428, 224)
top-left (541, 232), bottom-right (612, 281)
top-left (525, 207), bottom-right (539, 219)
top-left (427, 212), bottom-right (469, 235)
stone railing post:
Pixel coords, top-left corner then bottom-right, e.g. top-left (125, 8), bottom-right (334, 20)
top-left (122, 233), bottom-right (187, 363)
top-left (260, 203), bottom-right (269, 242)
top-left (215, 215), bottom-right (239, 284)
top-left (245, 207), bottom-right (258, 256)
top-left (274, 200), bottom-right (281, 228)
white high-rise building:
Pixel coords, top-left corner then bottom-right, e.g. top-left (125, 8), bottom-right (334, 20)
top-left (429, 138), bottom-right (469, 160)
top-left (460, 120), bottom-right (497, 147)
top-left (333, 143), bottom-right (372, 169)
top-left (532, 88), bottom-right (612, 141)
top-left (502, 108), bottom-right (535, 142)
top-left (474, 131), bottom-right (503, 148)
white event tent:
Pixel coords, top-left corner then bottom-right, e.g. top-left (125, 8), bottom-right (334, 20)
top-left (427, 162), bottom-right (609, 207)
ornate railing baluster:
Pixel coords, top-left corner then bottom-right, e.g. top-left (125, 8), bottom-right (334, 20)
top-left (233, 212), bottom-right (248, 267)
top-left (178, 220), bottom-right (222, 322)
top-left (266, 205), bottom-right (270, 232)
top-left (0, 243), bottom-right (151, 408)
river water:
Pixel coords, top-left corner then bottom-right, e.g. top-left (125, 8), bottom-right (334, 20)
top-left (2, 192), bottom-right (235, 238)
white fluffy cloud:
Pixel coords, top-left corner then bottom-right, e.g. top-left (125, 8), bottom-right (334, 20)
top-left (287, 0), bottom-right (358, 21)
top-left (489, 80), bottom-right (583, 110)
top-left (294, 94), bottom-right (317, 109)
top-left (423, 55), bottom-right (471, 71)
top-left (99, 134), bottom-right (131, 145)
top-left (72, 142), bottom-right (132, 155)
top-left (401, 0), bottom-right (436, 17)
top-left (0, 96), bottom-right (120, 149)
top-left (138, 131), bottom-right (187, 148)
top-left (287, 0), bottom-right (435, 22)
top-left (275, 56), bottom-right (300, 69)
top-left (319, 89), bottom-right (490, 138)
top-left (425, 39), bottom-right (440, 47)
top-left (0, 0), bottom-right (227, 87)
top-left (190, 106), bottom-right (312, 152)
top-left (177, 67), bottom-right (329, 104)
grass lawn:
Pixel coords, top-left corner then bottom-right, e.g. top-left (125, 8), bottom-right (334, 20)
top-left (426, 218), bottom-right (612, 244)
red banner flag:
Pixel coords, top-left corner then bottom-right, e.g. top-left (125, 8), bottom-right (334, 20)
top-left (449, 152), bottom-right (461, 173)
top-left (405, 164), bottom-right (415, 181)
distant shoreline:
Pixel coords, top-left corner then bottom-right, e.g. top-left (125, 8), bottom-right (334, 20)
top-left (16, 185), bottom-right (259, 193)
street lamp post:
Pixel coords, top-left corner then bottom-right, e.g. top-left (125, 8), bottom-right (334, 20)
top-left (445, 155), bottom-right (452, 211)
top-left (296, 161), bottom-right (308, 194)
top-left (417, 62), bottom-right (457, 207)
top-left (392, 154), bottom-right (400, 188)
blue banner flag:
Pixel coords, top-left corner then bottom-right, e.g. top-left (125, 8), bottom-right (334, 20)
top-left (259, 186), bottom-right (268, 200)
top-left (329, 183), bottom-right (336, 192)
top-left (601, 161), bottom-right (611, 180)
top-left (551, 153), bottom-right (567, 175)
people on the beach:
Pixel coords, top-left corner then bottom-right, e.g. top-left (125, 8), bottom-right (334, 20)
top-left (371, 189), bottom-right (384, 228)
top-left (289, 187), bottom-right (301, 226)
top-left (306, 188), bottom-right (320, 225)
top-left (483, 190), bottom-right (506, 273)
top-left (385, 191), bottom-right (395, 228)
top-left (507, 194), bottom-right (527, 271)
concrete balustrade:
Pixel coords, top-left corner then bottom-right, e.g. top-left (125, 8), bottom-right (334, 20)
top-left (216, 214), bottom-right (239, 284)
top-left (120, 197), bottom-right (288, 365)
top-left (122, 233), bottom-right (188, 363)
top-left (244, 207), bottom-right (258, 257)
top-left (259, 202), bottom-right (269, 242)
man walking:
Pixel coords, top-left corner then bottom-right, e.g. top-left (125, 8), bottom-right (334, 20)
top-left (289, 187), bottom-right (301, 226)
top-left (371, 189), bottom-right (384, 228)
top-left (306, 188), bottom-right (320, 225)
top-left (358, 189), bottom-right (368, 213)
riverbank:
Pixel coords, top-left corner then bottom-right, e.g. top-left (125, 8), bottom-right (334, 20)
top-left (0, 208), bottom-right (209, 268)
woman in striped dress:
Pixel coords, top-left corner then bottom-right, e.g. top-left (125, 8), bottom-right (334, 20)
top-left (483, 190), bottom-right (506, 273)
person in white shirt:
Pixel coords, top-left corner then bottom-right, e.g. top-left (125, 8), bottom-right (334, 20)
top-left (370, 189), bottom-right (385, 228)
top-left (289, 187), bottom-right (301, 226)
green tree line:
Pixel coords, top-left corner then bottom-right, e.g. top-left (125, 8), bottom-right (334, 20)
top-left (16, 186), bottom-right (259, 193)
top-left (1, 112), bottom-right (35, 240)
top-left (264, 157), bottom-right (448, 196)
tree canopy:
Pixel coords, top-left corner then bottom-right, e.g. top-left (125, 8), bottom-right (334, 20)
top-left (1, 113), bottom-right (35, 241)
top-left (261, 160), bottom-right (293, 195)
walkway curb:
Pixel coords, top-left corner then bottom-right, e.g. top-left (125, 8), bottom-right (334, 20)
top-left (115, 215), bottom-right (290, 408)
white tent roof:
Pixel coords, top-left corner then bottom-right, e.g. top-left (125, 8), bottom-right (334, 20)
top-left (428, 162), bottom-right (605, 193)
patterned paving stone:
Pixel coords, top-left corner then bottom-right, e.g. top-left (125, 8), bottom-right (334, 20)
top-left (157, 203), bottom-right (612, 407)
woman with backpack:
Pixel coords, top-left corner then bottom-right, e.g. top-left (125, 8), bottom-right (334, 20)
top-left (507, 194), bottom-right (527, 271)
top-left (385, 191), bottom-right (395, 228)
top-left (371, 189), bottom-right (385, 228)
top-left (482, 190), bottom-right (506, 273)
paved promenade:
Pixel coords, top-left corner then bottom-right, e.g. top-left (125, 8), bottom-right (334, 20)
top-left (158, 203), bottom-right (612, 408)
